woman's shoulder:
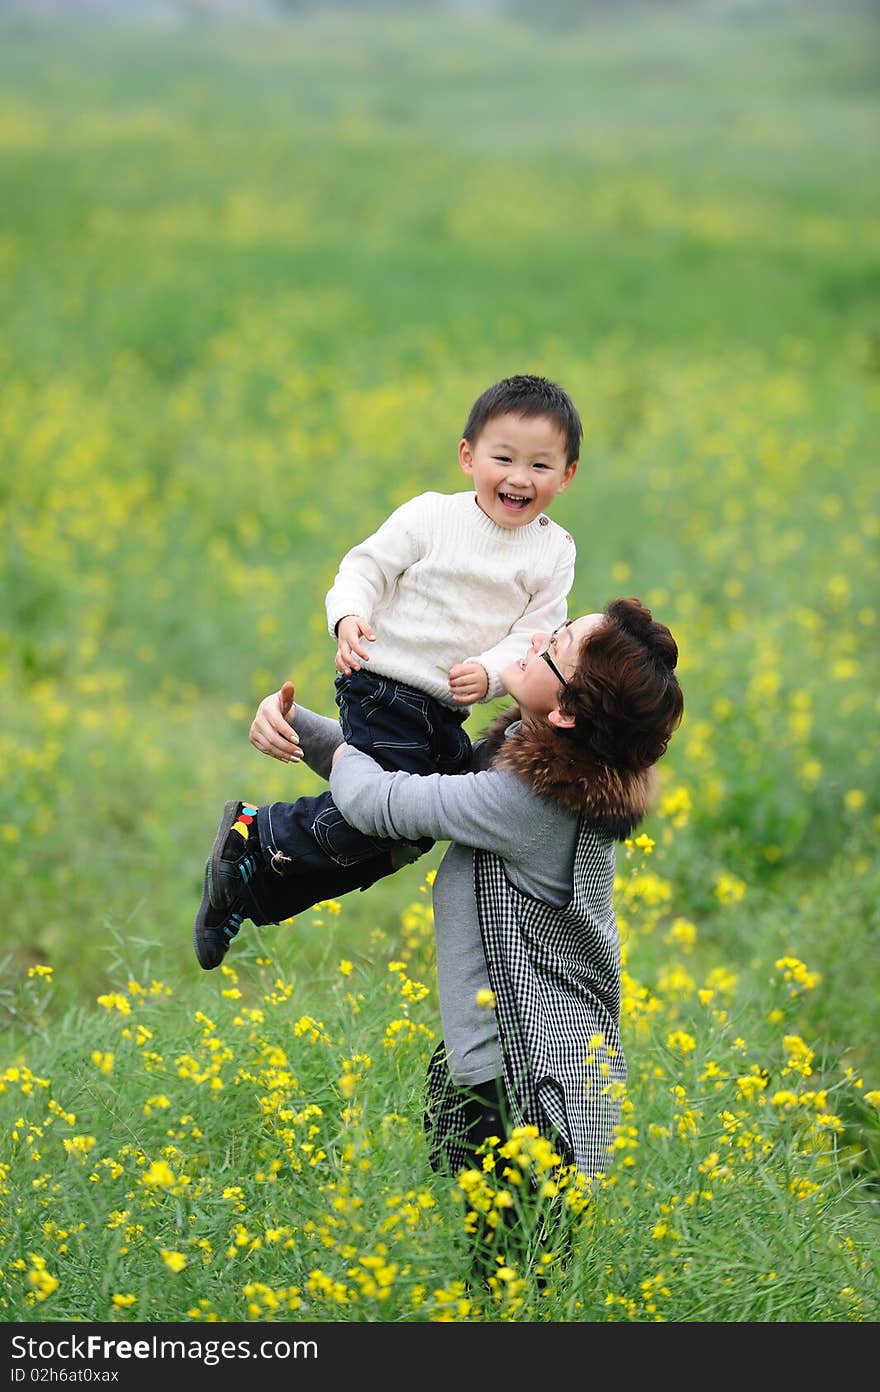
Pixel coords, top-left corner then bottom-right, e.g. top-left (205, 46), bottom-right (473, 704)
top-left (467, 761), bottom-right (577, 838)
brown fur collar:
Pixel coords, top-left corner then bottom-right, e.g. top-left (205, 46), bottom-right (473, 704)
top-left (480, 704), bottom-right (658, 841)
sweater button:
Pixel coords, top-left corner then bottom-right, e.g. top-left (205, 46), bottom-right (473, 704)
top-left (539, 515), bottom-right (548, 526)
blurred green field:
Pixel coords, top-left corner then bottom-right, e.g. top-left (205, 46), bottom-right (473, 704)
top-left (1, 1), bottom-right (878, 1078)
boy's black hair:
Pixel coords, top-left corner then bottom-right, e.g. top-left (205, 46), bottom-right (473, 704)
top-left (462, 374), bottom-right (582, 465)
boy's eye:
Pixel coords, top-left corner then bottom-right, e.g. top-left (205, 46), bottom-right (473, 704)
top-left (494, 455), bottom-right (511, 464)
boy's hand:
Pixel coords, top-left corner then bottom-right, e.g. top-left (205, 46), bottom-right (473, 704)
top-left (249, 680), bottom-right (304, 763)
top-left (335, 615), bottom-right (376, 674)
top-left (448, 662), bottom-right (489, 704)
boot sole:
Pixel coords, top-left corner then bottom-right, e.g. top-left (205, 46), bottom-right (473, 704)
top-left (193, 861), bottom-right (224, 970)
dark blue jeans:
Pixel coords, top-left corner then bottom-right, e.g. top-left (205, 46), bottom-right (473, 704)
top-left (250, 670), bottom-right (472, 922)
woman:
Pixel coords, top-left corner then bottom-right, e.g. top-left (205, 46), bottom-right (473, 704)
top-left (242, 597), bottom-right (683, 1190)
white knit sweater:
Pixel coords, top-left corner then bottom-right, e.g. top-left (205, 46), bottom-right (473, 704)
top-left (325, 490), bottom-right (576, 708)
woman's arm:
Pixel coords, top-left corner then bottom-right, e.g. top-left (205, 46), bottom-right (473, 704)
top-left (249, 682), bottom-right (343, 781)
top-left (330, 745), bottom-right (535, 860)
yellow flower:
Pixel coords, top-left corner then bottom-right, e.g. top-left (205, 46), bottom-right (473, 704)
top-left (111, 1293), bottom-right (137, 1308)
top-left (667, 916), bottom-right (697, 950)
top-left (401, 977), bottom-right (429, 1003)
top-left (141, 1159), bottom-right (176, 1189)
top-left (63, 1135), bottom-right (96, 1162)
top-left (775, 956), bottom-right (821, 993)
top-left (96, 992), bottom-right (131, 1015)
top-left (714, 871), bottom-right (746, 905)
top-left (782, 1034), bottom-right (814, 1078)
top-left (475, 988), bottom-right (496, 1009)
top-left (27, 1256), bottom-right (59, 1301)
top-left (160, 1250), bottom-right (187, 1273)
top-left (666, 1030), bottom-right (696, 1055)
top-left (789, 1177), bottom-right (821, 1200)
top-left (142, 1094), bottom-right (171, 1116)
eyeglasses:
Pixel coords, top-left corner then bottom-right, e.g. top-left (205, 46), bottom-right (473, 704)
top-left (539, 649), bottom-right (569, 687)
top-left (539, 628), bottom-right (570, 688)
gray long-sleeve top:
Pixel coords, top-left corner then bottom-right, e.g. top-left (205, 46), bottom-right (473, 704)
top-left (294, 703), bottom-right (579, 1085)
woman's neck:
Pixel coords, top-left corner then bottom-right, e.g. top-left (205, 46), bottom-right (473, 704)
top-left (516, 710), bottom-right (547, 733)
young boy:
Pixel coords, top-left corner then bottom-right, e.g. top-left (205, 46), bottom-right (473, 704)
top-left (194, 373), bottom-right (581, 968)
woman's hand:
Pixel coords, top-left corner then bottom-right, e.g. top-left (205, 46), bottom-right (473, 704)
top-left (249, 681), bottom-right (303, 763)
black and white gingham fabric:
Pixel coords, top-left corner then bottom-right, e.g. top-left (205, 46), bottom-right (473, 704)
top-left (467, 817), bottom-right (627, 1181)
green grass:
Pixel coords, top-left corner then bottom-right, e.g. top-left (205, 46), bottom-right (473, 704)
top-left (1, 0), bottom-right (878, 1322)
top-left (1, 874), bottom-right (878, 1323)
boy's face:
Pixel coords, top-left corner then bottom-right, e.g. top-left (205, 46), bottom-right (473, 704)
top-left (459, 412), bottom-right (577, 530)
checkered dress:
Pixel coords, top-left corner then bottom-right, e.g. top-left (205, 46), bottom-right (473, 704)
top-left (425, 816), bottom-right (626, 1182)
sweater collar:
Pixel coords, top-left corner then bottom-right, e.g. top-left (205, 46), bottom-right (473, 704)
top-left (461, 490), bottom-right (551, 542)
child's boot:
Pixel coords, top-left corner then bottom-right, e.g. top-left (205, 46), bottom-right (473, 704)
top-left (193, 865), bottom-right (249, 970)
top-left (206, 800), bottom-right (264, 910)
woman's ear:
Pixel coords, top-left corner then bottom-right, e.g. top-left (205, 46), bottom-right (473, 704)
top-left (548, 706), bottom-right (576, 730)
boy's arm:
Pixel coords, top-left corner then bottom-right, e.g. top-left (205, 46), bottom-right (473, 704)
top-left (465, 544), bottom-right (576, 700)
top-left (335, 614), bottom-right (376, 675)
top-left (325, 495), bottom-right (428, 639)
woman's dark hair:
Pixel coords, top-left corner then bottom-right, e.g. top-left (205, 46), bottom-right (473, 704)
top-left (559, 597), bottom-right (684, 770)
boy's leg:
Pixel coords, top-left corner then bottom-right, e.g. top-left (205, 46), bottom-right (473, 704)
top-left (244, 854), bottom-right (394, 925)
top-left (338, 671), bottom-right (471, 777)
top-left (201, 793), bottom-right (391, 915)
top-left (194, 848), bottom-right (394, 970)
top-left (257, 790), bottom-right (393, 876)
top-left (196, 672), bottom-right (474, 965)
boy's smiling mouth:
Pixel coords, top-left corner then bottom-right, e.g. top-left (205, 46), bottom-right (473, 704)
top-left (498, 492), bottom-right (530, 510)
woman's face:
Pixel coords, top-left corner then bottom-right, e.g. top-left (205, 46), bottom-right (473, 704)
top-left (501, 612), bottom-right (604, 716)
